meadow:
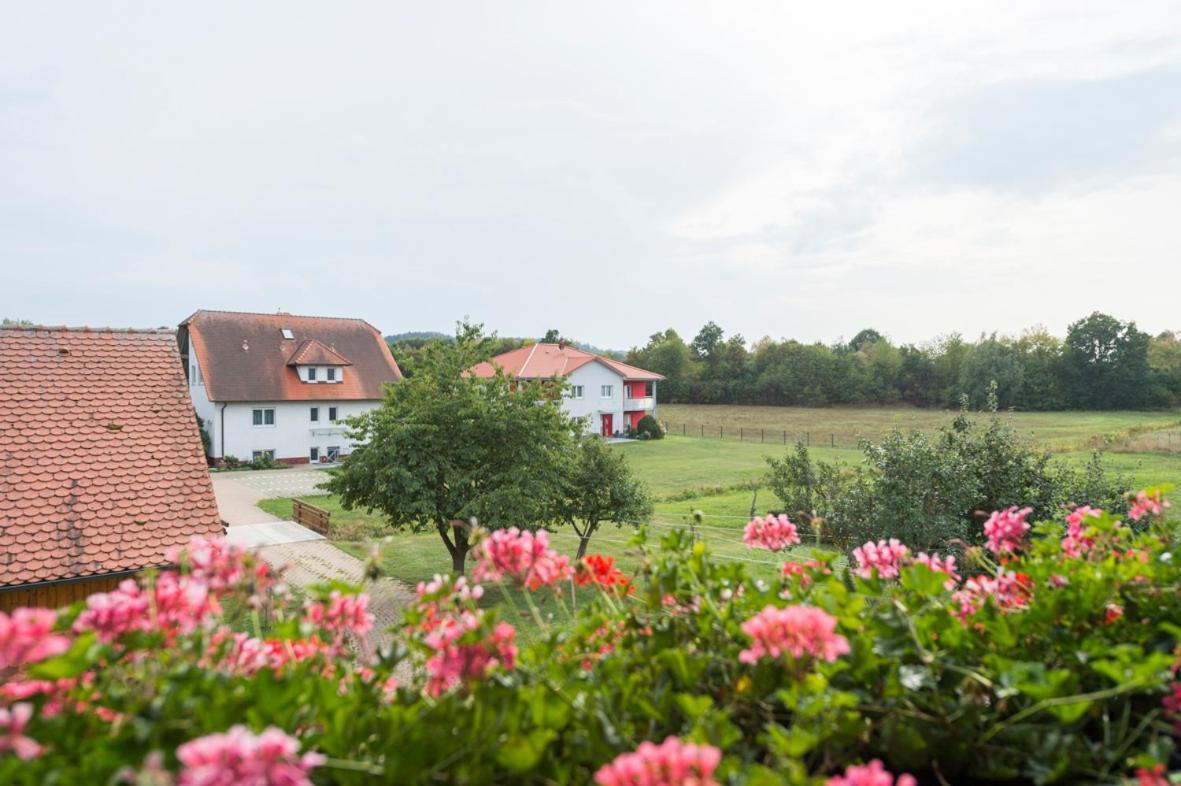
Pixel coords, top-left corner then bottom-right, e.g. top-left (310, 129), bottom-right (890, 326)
top-left (256, 404), bottom-right (1181, 637)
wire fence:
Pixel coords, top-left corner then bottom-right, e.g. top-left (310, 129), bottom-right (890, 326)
top-left (660, 421), bottom-right (860, 449)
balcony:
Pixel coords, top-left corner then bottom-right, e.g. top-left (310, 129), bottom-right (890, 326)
top-left (624, 396), bottom-right (655, 411)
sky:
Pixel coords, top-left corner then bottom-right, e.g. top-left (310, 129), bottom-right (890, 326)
top-left (2, 2), bottom-right (1180, 350)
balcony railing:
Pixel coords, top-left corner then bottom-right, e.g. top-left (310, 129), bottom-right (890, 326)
top-left (624, 396), bottom-right (655, 411)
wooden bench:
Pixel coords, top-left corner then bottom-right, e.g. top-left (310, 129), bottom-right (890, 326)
top-left (292, 498), bottom-right (331, 535)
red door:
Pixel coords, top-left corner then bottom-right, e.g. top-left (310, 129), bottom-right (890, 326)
top-left (601, 413), bottom-right (613, 437)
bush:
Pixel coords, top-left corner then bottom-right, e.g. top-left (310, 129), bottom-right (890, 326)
top-left (4, 488), bottom-right (1179, 784)
top-left (635, 414), bottom-right (663, 440)
top-left (223, 454), bottom-right (241, 469)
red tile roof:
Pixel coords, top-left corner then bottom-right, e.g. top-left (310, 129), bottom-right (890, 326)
top-left (179, 310), bottom-right (402, 402)
top-left (469, 343), bottom-right (664, 381)
top-left (287, 339), bottom-right (353, 367)
top-left (0, 327), bottom-right (223, 589)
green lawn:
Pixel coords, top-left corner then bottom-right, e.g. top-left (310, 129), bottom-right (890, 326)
top-left (256, 406), bottom-right (1181, 638)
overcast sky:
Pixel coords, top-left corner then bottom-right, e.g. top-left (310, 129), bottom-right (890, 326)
top-left (2, 2), bottom-right (1180, 349)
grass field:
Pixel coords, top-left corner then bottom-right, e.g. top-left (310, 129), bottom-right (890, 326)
top-left (256, 405), bottom-right (1181, 634)
top-left (657, 404), bottom-right (1181, 453)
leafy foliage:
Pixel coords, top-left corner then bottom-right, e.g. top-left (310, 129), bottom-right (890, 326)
top-left (5, 489), bottom-right (1179, 784)
top-left (557, 435), bottom-right (653, 558)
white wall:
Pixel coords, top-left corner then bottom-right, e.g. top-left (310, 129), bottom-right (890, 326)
top-left (218, 400), bottom-right (378, 462)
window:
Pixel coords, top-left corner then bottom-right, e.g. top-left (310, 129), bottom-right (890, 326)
top-left (281, 329), bottom-right (294, 340)
top-left (308, 367), bottom-right (317, 381)
top-left (252, 449), bottom-right (275, 461)
top-left (327, 367), bottom-right (336, 381)
top-left (252, 408), bottom-right (275, 426)
top-left (328, 406), bottom-right (338, 422)
top-left (309, 447), bottom-right (319, 462)
top-left (310, 407), bottom-right (319, 422)
top-left (326, 446), bottom-right (340, 462)
top-left (569, 385), bottom-right (584, 399)
top-left (601, 384), bottom-right (613, 398)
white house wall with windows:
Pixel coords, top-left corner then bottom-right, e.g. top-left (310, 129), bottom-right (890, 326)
top-left (469, 343), bottom-right (662, 437)
top-left (178, 310), bottom-right (403, 464)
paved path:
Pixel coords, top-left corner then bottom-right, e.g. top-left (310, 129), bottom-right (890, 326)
top-left (211, 467), bottom-right (413, 648)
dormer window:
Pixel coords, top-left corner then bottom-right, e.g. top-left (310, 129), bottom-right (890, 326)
top-left (327, 367), bottom-right (336, 381)
top-left (308, 367), bottom-right (317, 381)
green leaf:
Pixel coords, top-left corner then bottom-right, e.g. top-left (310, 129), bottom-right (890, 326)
top-left (495, 730), bottom-right (556, 772)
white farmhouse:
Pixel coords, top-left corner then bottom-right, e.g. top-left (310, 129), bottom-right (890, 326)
top-left (178, 310), bottom-right (403, 464)
top-left (469, 343), bottom-right (663, 436)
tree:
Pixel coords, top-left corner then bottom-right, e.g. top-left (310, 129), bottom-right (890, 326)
top-left (1063, 313), bottom-right (1153, 408)
top-left (327, 322), bottom-right (579, 573)
top-left (847, 328), bottom-right (884, 353)
top-left (691, 321), bottom-right (725, 362)
top-left (541, 329), bottom-right (572, 345)
top-left (558, 436), bottom-right (652, 559)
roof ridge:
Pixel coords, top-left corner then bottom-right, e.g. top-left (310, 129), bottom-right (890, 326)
top-left (0, 326), bottom-right (175, 335)
top-left (187, 308), bottom-right (374, 323)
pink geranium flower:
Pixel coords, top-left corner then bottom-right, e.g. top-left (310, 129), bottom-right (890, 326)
top-left (423, 611), bottom-right (517, 696)
top-left (983, 506), bottom-right (1032, 555)
top-left (911, 552), bottom-right (960, 589)
top-left (852, 539), bottom-right (909, 580)
top-left (1061, 505), bottom-right (1102, 557)
top-left (593, 736), bottom-right (721, 786)
top-left (176, 726), bottom-right (325, 786)
top-left (0, 608), bottom-right (70, 670)
top-left (951, 570), bottom-right (1032, 624)
top-left (743, 514), bottom-right (801, 551)
top-left (826, 759), bottom-right (916, 786)
top-left (0, 703), bottom-right (44, 760)
top-left (739, 604), bottom-right (849, 665)
top-left (303, 591), bottom-right (375, 639)
top-left (1129, 489), bottom-right (1169, 521)
top-left (75, 574), bottom-right (219, 643)
top-left (472, 528), bottom-right (573, 590)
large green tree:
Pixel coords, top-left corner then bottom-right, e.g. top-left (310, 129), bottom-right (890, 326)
top-left (1063, 312), bottom-right (1153, 409)
top-left (329, 323), bottom-right (578, 573)
top-left (558, 435), bottom-right (652, 559)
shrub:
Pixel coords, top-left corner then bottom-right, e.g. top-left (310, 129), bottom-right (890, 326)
top-left (223, 454), bottom-right (241, 469)
top-left (635, 415), bottom-right (664, 440)
top-left (3, 490), bottom-right (1178, 784)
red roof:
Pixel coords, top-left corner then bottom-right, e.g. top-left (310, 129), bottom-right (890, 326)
top-left (469, 343), bottom-right (664, 381)
top-left (0, 327), bottom-right (223, 589)
top-left (180, 310), bottom-right (402, 402)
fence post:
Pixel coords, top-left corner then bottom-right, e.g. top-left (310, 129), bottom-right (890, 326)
top-left (783, 430), bottom-right (786, 444)
top-left (721, 426), bottom-right (724, 440)
top-left (761, 428), bottom-right (764, 443)
top-left (740, 427), bottom-right (743, 441)
top-left (830, 433), bottom-right (834, 447)
top-left (806, 431), bottom-right (810, 446)
top-left (701, 425), bottom-right (704, 438)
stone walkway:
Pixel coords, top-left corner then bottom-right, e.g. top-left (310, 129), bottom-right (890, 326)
top-left (210, 467), bottom-right (413, 648)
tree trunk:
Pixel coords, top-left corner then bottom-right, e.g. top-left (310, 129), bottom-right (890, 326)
top-left (450, 520), bottom-right (469, 574)
top-left (576, 536), bottom-right (591, 560)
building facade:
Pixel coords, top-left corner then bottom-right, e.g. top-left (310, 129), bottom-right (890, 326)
top-left (178, 310), bottom-right (403, 464)
top-left (469, 343), bottom-right (663, 437)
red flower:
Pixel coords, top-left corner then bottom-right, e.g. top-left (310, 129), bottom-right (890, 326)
top-left (576, 555), bottom-right (633, 593)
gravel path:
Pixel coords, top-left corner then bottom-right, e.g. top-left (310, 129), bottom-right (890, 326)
top-left (211, 468), bottom-right (413, 648)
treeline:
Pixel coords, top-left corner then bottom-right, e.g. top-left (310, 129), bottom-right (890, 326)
top-left (625, 312), bottom-right (1181, 410)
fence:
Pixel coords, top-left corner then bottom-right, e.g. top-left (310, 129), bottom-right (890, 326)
top-left (661, 421), bottom-right (858, 449)
top-left (292, 498), bottom-right (331, 535)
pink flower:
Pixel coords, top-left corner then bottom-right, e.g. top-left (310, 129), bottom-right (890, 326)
top-left (75, 574), bottom-right (219, 642)
top-left (951, 570), bottom-right (1032, 624)
top-left (423, 611), bottom-right (517, 697)
top-left (1129, 489), bottom-right (1169, 521)
top-left (852, 539), bottom-right (909, 580)
top-left (826, 759), bottom-right (916, 786)
top-left (74, 579), bottom-right (151, 641)
top-left (593, 736), bottom-right (721, 786)
top-left (1136, 764), bottom-right (1168, 786)
top-left (738, 604), bottom-right (849, 665)
top-left (743, 514), bottom-right (801, 552)
top-left (1061, 505), bottom-right (1102, 557)
top-left (983, 506), bottom-right (1032, 554)
top-left (911, 552), bottom-right (960, 589)
top-left (0, 608), bottom-right (70, 670)
top-left (176, 726), bottom-right (325, 786)
top-left (168, 537), bottom-right (249, 592)
top-left (303, 591), bottom-right (375, 639)
top-left (0, 703), bottom-right (44, 760)
top-left (472, 528), bottom-right (573, 590)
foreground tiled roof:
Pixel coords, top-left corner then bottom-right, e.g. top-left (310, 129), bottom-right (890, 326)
top-left (180, 310), bottom-right (402, 402)
top-left (469, 343), bottom-right (664, 381)
top-left (0, 327), bottom-right (223, 588)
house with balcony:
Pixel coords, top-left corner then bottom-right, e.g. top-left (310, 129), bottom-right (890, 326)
top-left (178, 310), bottom-right (403, 464)
top-left (469, 343), bottom-right (663, 437)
